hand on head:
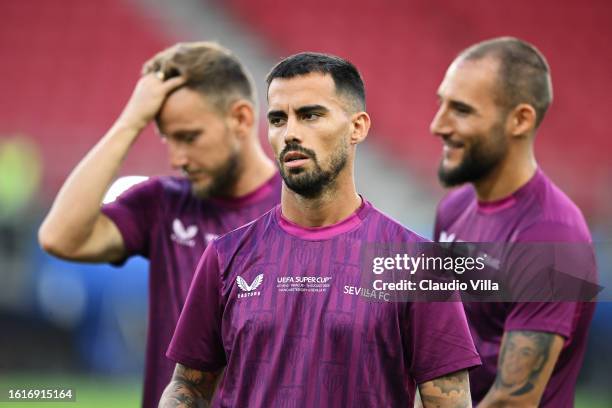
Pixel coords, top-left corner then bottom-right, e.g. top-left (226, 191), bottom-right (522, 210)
top-left (118, 72), bottom-right (186, 131)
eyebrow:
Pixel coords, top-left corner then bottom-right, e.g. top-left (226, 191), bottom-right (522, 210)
top-left (267, 110), bottom-right (286, 121)
top-left (162, 129), bottom-right (201, 139)
top-left (267, 104), bottom-right (330, 120)
top-left (295, 104), bottom-right (329, 115)
top-left (438, 95), bottom-right (475, 113)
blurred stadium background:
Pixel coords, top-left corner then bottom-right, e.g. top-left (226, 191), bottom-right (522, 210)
top-left (1, 0), bottom-right (611, 406)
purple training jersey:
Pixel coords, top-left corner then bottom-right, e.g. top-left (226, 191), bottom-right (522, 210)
top-left (168, 199), bottom-right (481, 407)
top-left (434, 168), bottom-right (597, 407)
top-left (101, 174), bottom-right (281, 407)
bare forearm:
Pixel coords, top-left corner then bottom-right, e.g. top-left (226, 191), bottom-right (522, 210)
top-left (159, 364), bottom-right (220, 408)
top-left (477, 392), bottom-right (537, 408)
top-left (159, 379), bottom-right (211, 408)
top-left (419, 369), bottom-right (472, 408)
top-left (39, 121), bottom-right (142, 252)
top-left (39, 72), bottom-right (186, 257)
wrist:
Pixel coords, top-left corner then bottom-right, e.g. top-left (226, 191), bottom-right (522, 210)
top-left (113, 115), bottom-right (149, 134)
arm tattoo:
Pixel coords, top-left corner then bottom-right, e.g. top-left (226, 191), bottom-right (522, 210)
top-left (494, 331), bottom-right (554, 396)
top-left (419, 369), bottom-right (471, 408)
top-left (159, 364), bottom-right (221, 408)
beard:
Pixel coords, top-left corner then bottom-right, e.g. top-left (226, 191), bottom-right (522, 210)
top-left (438, 122), bottom-right (508, 187)
top-left (190, 148), bottom-right (242, 199)
top-left (278, 141), bottom-right (348, 199)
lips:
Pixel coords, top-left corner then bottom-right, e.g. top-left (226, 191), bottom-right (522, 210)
top-left (443, 138), bottom-right (465, 149)
top-left (282, 150), bottom-right (311, 169)
top-left (283, 151), bottom-right (310, 162)
top-left (182, 169), bottom-right (209, 181)
top-left (182, 168), bottom-right (199, 176)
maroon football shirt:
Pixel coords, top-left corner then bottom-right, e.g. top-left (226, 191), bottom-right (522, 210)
top-left (102, 174), bottom-right (281, 407)
top-left (435, 168), bottom-right (597, 407)
top-left (169, 199), bottom-right (480, 407)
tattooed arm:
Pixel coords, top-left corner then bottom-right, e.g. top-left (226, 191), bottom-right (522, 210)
top-left (478, 330), bottom-right (564, 408)
top-left (418, 369), bottom-right (471, 408)
top-left (158, 363), bottom-right (222, 408)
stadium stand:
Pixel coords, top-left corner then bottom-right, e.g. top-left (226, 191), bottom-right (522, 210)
top-left (224, 0), bottom-right (612, 219)
top-left (1, 0), bottom-right (610, 404)
top-left (0, 0), bottom-right (174, 199)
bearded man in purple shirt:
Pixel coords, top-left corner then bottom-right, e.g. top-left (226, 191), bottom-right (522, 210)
top-left (431, 37), bottom-right (597, 407)
top-left (38, 42), bottom-right (280, 407)
top-left (160, 52), bottom-right (481, 408)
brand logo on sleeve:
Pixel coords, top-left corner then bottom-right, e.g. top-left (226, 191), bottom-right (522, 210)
top-left (171, 219), bottom-right (198, 247)
top-left (237, 274), bottom-right (264, 298)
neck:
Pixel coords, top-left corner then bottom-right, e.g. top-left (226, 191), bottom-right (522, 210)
top-left (281, 171), bottom-right (361, 227)
top-left (474, 149), bottom-right (537, 201)
top-left (230, 135), bottom-right (277, 197)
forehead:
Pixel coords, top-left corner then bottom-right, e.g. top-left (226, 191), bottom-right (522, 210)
top-left (158, 87), bottom-right (222, 131)
top-left (439, 57), bottom-right (501, 106)
top-left (267, 73), bottom-right (343, 110)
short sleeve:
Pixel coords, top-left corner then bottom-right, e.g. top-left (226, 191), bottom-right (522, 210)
top-left (514, 221), bottom-right (597, 287)
top-left (166, 243), bottom-right (226, 371)
top-left (503, 221), bottom-right (597, 338)
top-left (101, 178), bottom-right (162, 261)
top-left (504, 302), bottom-right (576, 338)
top-left (406, 302), bottom-right (481, 384)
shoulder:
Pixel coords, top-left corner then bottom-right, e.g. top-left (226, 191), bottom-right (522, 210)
top-left (134, 176), bottom-right (199, 212)
top-left (516, 172), bottom-right (591, 242)
top-left (437, 185), bottom-right (475, 216)
top-left (212, 205), bottom-right (278, 255)
top-left (105, 176), bottom-right (161, 200)
top-left (154, 176), bottom-right (193, 197)
top-left (367, 204), bottom-right (430, 243)
top-left (435, 185), bottom-right (475, 225)
top-left (515, 219), bottom-right (591, 243)
top-left (102, 177), bottom-right (167, 214)
top-left (108, 175), bottom-right (190, 201)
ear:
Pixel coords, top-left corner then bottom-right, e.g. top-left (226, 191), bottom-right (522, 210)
top-left (508, 103), bottom-right (536, 138)
top-left (227, 100), bottom-right (256, 138)
top-left (349, 111), bottom-right (371, 145)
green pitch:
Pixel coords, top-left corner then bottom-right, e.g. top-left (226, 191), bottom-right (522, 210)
top-left (0, 375), bottom-right (140, 407)
top-left (1, 374), bottom-right (610, 407)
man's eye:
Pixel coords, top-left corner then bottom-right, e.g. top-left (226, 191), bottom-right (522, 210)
top-left (175, 132), bottom-right (201, 144)
top-left (269, 117), bottom-right (286, 126)
top-left (302, 113), bottom-right (319, 121)
top-left (454, 105), bottom-right (472, 115)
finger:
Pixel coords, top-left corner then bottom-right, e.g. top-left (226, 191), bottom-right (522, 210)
top-left (137, 72), bottom-right (162, 86)
top-left (162, 75), bottom-right (187, 92)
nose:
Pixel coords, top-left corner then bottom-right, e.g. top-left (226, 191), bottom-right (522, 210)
top-left (168, 141), bottom-right (189, 170)
top-left (430, 105), bottom-right (452, 138)
top-left (283, 115), bottom-right (303, 146)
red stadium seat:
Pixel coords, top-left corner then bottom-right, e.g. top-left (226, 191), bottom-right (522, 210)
top-left (224, 0), bottom-right (612, 218)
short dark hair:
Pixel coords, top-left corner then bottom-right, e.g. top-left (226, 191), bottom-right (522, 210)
top-left (143, 41), bottom-right (255, 112)
top-left (266, 52), bottom-right (366, 112)
top-left (459, 37), bottom-right (552, 128)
